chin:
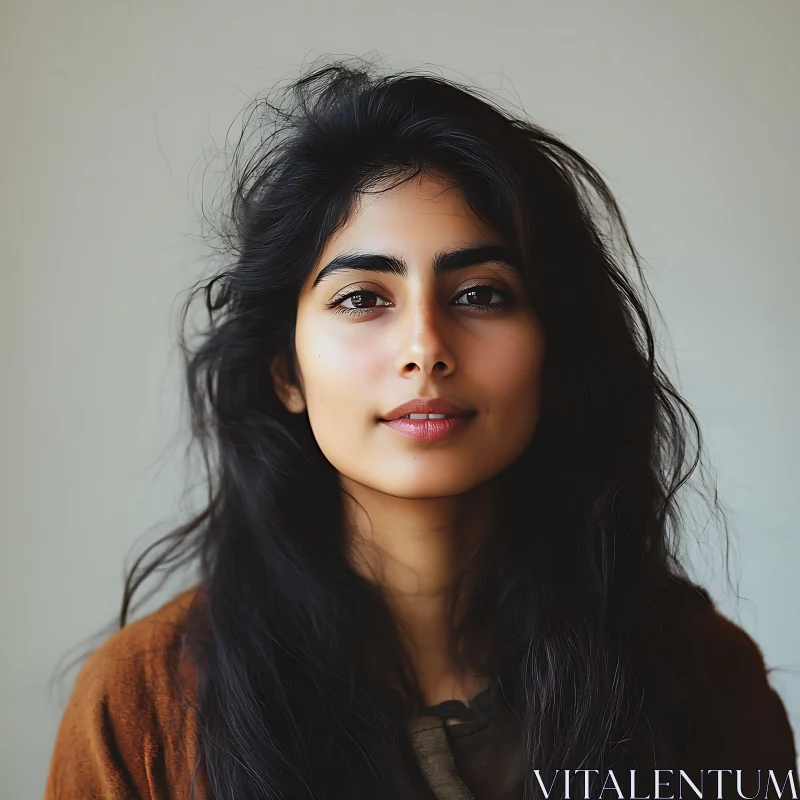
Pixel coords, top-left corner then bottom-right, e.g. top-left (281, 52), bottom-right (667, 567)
top-left (380, 473), bottom-right (483, 499)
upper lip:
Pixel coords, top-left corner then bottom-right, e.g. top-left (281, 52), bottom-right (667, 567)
top-left (379, 398), bottom-right (476, 420)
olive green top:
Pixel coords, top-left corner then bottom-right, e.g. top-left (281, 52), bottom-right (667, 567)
top-left (410, 676), bottom-right (523, 799)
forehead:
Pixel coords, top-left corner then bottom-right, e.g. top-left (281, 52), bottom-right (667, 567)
top-left (309, 175), bottom-right (501, 282)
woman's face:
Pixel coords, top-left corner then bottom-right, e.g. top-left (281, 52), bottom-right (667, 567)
top-left (274, 172), bottom-right (546, 499)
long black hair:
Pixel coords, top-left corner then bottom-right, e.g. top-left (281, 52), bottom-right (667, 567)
top-left (120, 55), bottom-right (732, 799)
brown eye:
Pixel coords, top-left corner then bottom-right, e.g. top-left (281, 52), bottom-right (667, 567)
top-left (329, 288), bottom-right (391, 317)
top-left (462, 286), bottom-right (494, 305)
top-left (453, 284), bottom-right (513, 312)
top-left (347, 291), bottom-right (378, 309)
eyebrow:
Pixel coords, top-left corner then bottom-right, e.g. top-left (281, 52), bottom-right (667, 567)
top-left (311, 242), bottom-right (520, 289)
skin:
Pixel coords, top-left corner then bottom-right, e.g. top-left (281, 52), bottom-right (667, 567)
top-left (271, 171), bottom-right (546, 707)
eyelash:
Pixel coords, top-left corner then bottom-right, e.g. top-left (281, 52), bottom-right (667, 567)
top-left (327, 284), bottom-right (514, 318)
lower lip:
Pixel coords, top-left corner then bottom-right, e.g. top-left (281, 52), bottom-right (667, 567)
top-left (378, 415), bottom-right (474, 441)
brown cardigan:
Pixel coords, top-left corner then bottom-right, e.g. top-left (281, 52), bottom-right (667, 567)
top-left (45, 587), bottom-right (798, 799)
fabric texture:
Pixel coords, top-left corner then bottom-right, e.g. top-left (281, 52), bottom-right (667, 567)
top-left (45, 585), bottom-right (798, 799)
top-left (417, 679), bottom-right (523, 799)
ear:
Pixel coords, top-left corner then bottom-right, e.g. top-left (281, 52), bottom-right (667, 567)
top-left (270, 352), bottom-right (306, 414)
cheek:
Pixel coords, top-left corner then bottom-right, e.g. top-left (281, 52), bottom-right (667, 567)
top-left (476, 323), bottom-right (544, 398)
top-left (297, 321), bottom-right (384, 423)
top-left (473, 323), bottom-right (545, 439)
top-left (501, 339), bottom-right (543, 398)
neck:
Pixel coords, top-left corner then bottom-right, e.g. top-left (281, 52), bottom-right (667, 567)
top-left (340, 475), bottom-right (496, 707)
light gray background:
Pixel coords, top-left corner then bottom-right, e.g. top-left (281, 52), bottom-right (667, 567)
top-left (2, 1), bottom-right (798, 796)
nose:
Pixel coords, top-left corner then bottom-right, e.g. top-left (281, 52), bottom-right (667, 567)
top-left (394, 293), bottom-right (456, 378)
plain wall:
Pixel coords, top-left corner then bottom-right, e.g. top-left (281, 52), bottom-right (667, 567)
top-left (2, 1), bottom-right (798, 795)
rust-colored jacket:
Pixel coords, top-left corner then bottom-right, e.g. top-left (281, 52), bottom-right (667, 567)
top-left (45, 587), bottom-right (798, 799)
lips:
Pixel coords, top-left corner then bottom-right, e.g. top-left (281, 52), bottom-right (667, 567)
top-left (380, 414), bottom-right (473, 441)
top-left (379, 397), bottom-right (476, 421)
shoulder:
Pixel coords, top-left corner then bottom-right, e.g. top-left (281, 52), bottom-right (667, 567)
top-left (45, 587), bottom-right (208, 800)
top-left (662, 586), bottom-right (797, 774)
top-left (673, 590), bottom-right (785, 701)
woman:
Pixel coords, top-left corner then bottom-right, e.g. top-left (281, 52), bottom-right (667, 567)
top-left (45, 58), bottom-right (797, 800)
